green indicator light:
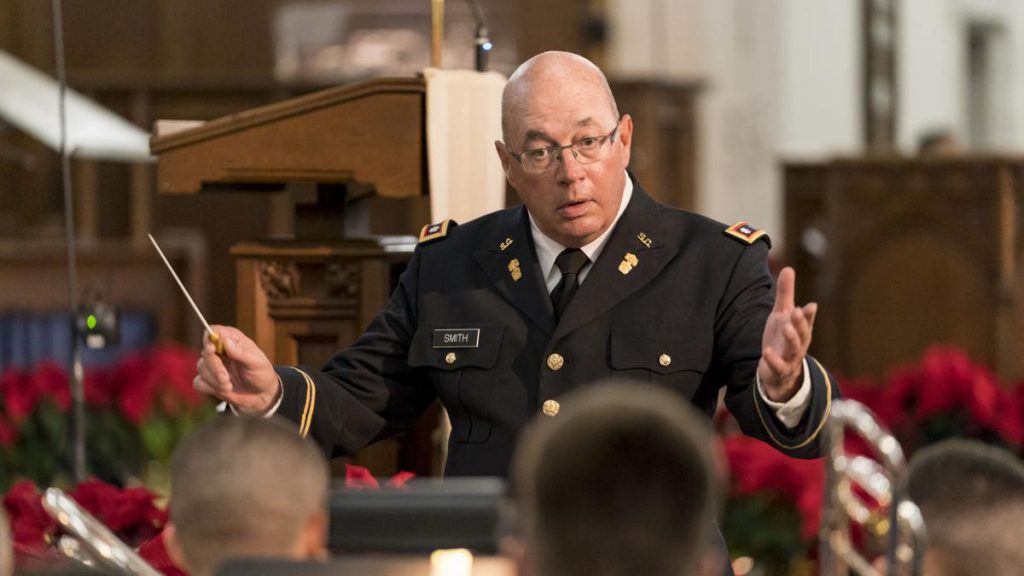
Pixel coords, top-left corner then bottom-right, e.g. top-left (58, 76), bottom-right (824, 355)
top-left (86, 314), bottom-right (97, 330)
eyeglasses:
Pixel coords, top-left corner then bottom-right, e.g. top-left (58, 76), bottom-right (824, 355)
top-left (505, 122), bottom-right (620, 174)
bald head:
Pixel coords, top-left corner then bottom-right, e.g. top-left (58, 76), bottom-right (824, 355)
top-left (501, 51), bottom-right (619, 142)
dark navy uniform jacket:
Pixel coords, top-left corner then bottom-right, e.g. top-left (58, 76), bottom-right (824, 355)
top-left (274, 178), bottom-right (838, 476)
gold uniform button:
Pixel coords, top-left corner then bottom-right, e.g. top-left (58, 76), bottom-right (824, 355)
top-left (445, 352), bottom-right (457, 365)
top-left (659, 354), bottom-right (672, 367)
top-left (546, 353), bottom-right (564, 371)
top-left (542, 399), bottom-right (560, 417)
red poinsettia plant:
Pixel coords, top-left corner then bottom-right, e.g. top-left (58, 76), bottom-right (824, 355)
top-left (3, 479), bottom-right (169, 567)
top-left (720, 345), bottom-right (1024, 575)
top-left (0, 344), bottom-right (215, 492)
top-left (846, 345), bottom-right (1024, 453)
top-left (2, 465), bottom-right (413, 575)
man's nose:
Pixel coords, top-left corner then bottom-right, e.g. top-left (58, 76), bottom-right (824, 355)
top-left (557, 147), bottom-right (585, 182)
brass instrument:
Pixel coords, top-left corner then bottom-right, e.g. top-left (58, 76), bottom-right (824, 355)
top-left (42, 487), bottom-right (162, 576)
top-left (819, 399), bottom-right (928, 576)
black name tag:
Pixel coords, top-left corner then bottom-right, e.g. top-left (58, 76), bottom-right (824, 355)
top-left (433, 328), bottom-right (480, 348)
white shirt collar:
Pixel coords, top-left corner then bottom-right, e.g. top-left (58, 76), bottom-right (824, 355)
top-left (529, 173), bottom-right (634, 292)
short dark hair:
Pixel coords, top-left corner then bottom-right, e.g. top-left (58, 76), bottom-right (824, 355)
top-left (906, 439), bottom-right (1024, 576)
top-left (512, 382), bottom-right (718, 576)
top-left (170, 416), bottom-right (329, 576)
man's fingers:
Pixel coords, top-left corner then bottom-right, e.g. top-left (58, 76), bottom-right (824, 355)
top-left (773, 267), bottom-right (796, 313)
top-left (781, 324), bottom-right (804, 361)
top-left (193, 375), bottom-right (225, 398)
top-left (207, 325), bottom-right (234, 357)
top-left (790, 307), bottom-right (812, 347)
top-left (209, 324), bottom-right (257, 366)
top-left (804, 302), bottom-right (818, 329)
top-left (197, 344), bottom-right (234, 392)
top-left (193, 376), bottom-right (247, 407)
top-left (761, 346), bottom-right (791, 376)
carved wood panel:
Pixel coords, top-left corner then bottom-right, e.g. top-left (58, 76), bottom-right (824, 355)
top-left (233, 240), bottom-right (440, 475)
top-left (784, 157), bottom-right (1024, 380)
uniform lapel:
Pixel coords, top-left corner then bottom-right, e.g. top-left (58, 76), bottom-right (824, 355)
top-left (473, 206), bottom-right (555, 336)
top-left (552, 183), bottom-right (679, 341)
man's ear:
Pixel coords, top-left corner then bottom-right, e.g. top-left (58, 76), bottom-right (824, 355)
top-left (617, 114), bottom-right (634, 167)
top-left (499, 534), bottom-right (531, 576)
top-left (494, 140), bottom-right (513, 180)
top-left (163, 522), bottom-right (190, 572)
top-left (301, 511), bottom-right (329, 560)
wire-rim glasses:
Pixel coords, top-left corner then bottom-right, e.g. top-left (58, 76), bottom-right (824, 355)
top-left (505, 122), bottom-right (620, 173)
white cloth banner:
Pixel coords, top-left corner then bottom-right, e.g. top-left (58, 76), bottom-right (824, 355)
top-left (423, 67), bottom-right (507, 225)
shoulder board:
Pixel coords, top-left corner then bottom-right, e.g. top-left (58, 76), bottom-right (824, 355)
top-left (418, 219), bottom-right (458, 244)
top-left (724, 221), bottom-right (771, 247)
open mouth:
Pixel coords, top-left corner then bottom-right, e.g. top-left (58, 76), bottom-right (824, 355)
top-left (558, 199), bottom-right (590, 217)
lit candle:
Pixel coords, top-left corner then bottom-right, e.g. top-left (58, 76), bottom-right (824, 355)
top-left (430, 548), bottom-right (473, 576)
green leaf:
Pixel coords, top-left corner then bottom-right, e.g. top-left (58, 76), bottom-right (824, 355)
top-left (139, 416), bottom-right (175, 461)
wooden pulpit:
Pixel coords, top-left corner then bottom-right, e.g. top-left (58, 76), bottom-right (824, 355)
top-left (784, 156), bottom-right (1024, 381)
top-left (150, 77), bottom-right (439, 475)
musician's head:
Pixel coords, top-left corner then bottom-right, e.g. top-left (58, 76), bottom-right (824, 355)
top-left (906, 439), bottom-right (1024, 576)
top-left (165, 416), bottom-right (329, 576)
top-left (495, 51), bottom-right (633, 249)
top-left (510, 381), bottom-right (722, 576)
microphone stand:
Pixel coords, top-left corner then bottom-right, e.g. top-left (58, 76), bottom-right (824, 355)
top-left (52, 0), bottom-right (87, 483)
top-left (465, 0), bottom-right (492, 72)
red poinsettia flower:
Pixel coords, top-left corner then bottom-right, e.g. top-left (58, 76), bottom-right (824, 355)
top-left (68, 479), bottom-right (168, 545)
top-left (835, 374), bottom-right (882, 403)
top-left (345, 464), bottom-right (381, 489)
top-left (0, 369), bottom-right (35, 425)
top-left (0, 413), bottom-right (18, 447)
top-left (138, 529), bottom-right (189, 576)
top-left (914, 346), bottom-right (973, 420)
top-left (112, 346), bottom-right (204, 425)
top-left (2, 481), bottom-right (56, 552)
top-left (113, 353), bottom-right (157, 424)
top-left (33, 363), bottom-right (71, 413)
top-left (0, 362), bottom-right (73, 427)
top-left (85, 364), bottom-right (117, 407)
top-left (876, 346), bottom-right (1023, 449)
top-left (723, 436), bottom-right (824, 540)
top-left (150, 346), bottom-right (205, 417)
top-left (344, 464), bottom-right (416, 489)
top-left (386, 471), bottom-right (416, 488)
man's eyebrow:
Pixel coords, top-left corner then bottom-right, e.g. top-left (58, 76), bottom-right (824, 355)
top-left (520, 129), bottom-right (561, 145)
top-left (523, 129), bottom-right (556, 143)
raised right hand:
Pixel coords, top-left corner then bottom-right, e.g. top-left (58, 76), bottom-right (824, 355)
top-left (194, 325), bottom-right (280, 415)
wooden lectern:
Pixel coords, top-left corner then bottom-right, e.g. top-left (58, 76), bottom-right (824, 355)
top-left (784, 157), bottom-right (1024, 381)
top-left (150, 78), bottom-right (439, 475)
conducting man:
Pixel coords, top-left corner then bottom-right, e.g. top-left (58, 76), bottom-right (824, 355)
top-left (195, 51), bottom-right (837, 476)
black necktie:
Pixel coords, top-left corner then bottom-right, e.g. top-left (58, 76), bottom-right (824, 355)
top-left (550, 248), bottom-right (590, 321)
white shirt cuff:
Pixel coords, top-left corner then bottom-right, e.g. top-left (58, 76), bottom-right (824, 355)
top-left (756, 358), bottom-right (812, 429)
top-left (227, 375), bottom-right (284, 417)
